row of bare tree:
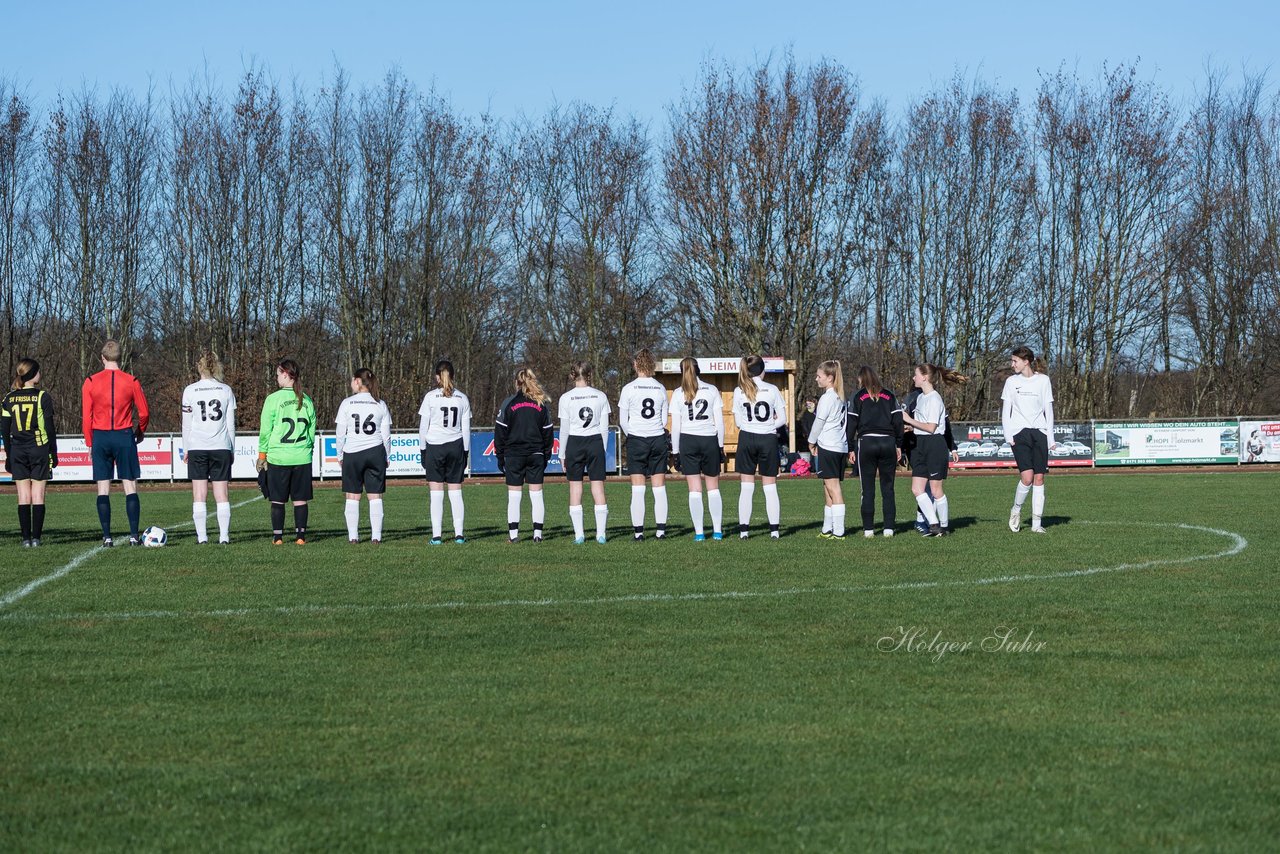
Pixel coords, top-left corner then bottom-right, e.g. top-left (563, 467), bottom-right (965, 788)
top-left (1, 57), bottom-right (1277, 432)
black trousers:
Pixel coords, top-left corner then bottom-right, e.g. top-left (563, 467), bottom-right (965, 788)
top-left (855, 435), bottom-right (897, 531)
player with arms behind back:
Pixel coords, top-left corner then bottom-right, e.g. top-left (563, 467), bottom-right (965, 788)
top-left (2, 358), bottom-right (59, 547)
top-left (807, 360), bottom-right (848, 539)
top-left (181, 351), bottom-right (236, 544)
top-left (732, 355), bottom-right (787, 539)
top-left (82, 339), bottom-right (150, 547)
top-left (259, 359), bottom-right (317, 545)
top-left (495, 367), bottom-right (555, 542)
top-left (335, 367), bottom-right (392, 544)
top-left (559, 361), bottom-right (612, 544)
top-left (418, 359), bottom-right (472, 544)
top-left (1002, 346), bottom-right (1056, 534)
top-left (618, 348), bottom-right (670, 540)
top-left (669, 357), bottom-right (725, 540)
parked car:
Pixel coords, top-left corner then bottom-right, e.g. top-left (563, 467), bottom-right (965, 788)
top-left (973, 442), bottom-right (998, 457)
top-left (956, 441), bottom-right (979, 455)
top-left (997, 443), bottom-right (1014, 458)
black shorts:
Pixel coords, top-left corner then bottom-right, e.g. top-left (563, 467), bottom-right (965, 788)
top-left (8, 444), bottom-right (53, 481)
top-left (626, 433), bottom-right (668, 477)
top-left (815, 447), bottom-right (847, 481)
top-left (424, 438), bottom-right (466, 484)
top-left (267, 462), bottom-right (314, 502)
top-left (563, 435), bottom-right (606, 482)
top-left (679, 434), bottom-right (721, 478)
top-left (341, 445), bottom-right (387, 494)
top-left (735, 431), bottom-right (780, 477)
top-left (503, 452), bottom-right (546, 487)
top-left (911, 435), bottom-right (949, 480)
top-left (1012, 428), bottom-right (1049, 474)
top-left (91, 428), bottom-right (140, 481)
top-left (187, 449), bottom-right (233, 482)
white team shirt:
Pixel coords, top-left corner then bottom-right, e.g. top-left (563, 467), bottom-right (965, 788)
top-left (617, 377), bottom-right (669, 438)
top-left (1001, 372), bottom-right (1055, 443)
top-left (418, 388), bottom-right (472, 447)
top-left (181, 379), bottom-right (236, 451)
top-left (558, 385), bottom-right (610, 440)
top-left (335, 392), bottom-right (392, 455)
top-left (670, 380), bottom-right (724, 450)
top-left (732, 377), bottom-right (787, 435)
top-left (912, 390), bottom-right (947, 436)
top-left (807, 387), bottom-right (848, 453)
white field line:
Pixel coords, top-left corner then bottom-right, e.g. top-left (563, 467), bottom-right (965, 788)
top-left (0, 521), bottom-right (1247, 625)
top-left (0, 495), bottom-right (263, 611)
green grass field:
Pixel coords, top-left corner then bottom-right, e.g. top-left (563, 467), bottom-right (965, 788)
top-left (2, 472), bottom-right (1277, 851)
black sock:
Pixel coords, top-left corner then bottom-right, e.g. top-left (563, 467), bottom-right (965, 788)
top-left (294, 504), bottom-right (308, 539)
top-left (96, 496), bottom-right (111, 537)
top-left (125, 493), bottom-right (140, 538)
top-left (17, 505), bottom-right (32, 540)
top-left (271, 503), bottom-right (285, 536)
top-left (32, 504), bottom-right (45, 538)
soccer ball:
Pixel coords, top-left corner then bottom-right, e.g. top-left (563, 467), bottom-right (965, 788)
top-left (142, 526), bottom-right (168, 547)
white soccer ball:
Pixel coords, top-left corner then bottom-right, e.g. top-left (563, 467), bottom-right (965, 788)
top-left (142, 526), bottom-right (168, 547)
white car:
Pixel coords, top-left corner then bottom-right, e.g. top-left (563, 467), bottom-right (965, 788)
top-left (997, 443), bottom-right (1014, 458)
top-left (973, 442), bottom-right (998, 457)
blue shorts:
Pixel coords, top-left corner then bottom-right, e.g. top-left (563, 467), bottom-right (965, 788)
top-left (92, 429), bottom-right (141, 481)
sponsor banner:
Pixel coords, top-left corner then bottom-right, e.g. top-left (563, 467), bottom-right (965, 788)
top-left (174, 435), bottom-right (264, 480)
top-left (469, 429), bottom-right (618, 476)
top-left (317, 433), bottom-right (428, 479)
top-left (1094, 421), bottom-right (1238, 466)
top-left (951, 422), bottom-right (1093, 468)
top-left (51, 436), bottom-right (174, 481)
top-left (658, 356), bottom-right (785, 374)
top-left (1239, 420), bottom-right (1280, 463)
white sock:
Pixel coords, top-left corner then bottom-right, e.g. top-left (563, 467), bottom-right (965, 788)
top-left (569, 505), bottom-right (585, 539)
top-left (192, 502), bottom-right (208, 543)
top-left (653, 486), bottom-right (668, 529)
top-left (1013, 482), bottom-right (1031, 511)
top-left (530, 490), bottom-right (545, 527)
top-left (430, 490), bottom-right (445, 539)
top-left (507, 490), bottom-right (522, 538)
top-left (916, 493), bottom-right (939, 526)
top-left (344, 498), bottom-right (360, 540)
top-left (935, 495), bottom-right (949, 528)
top-left (448, 489), bottom-right (465, 537)
top-left (630, 485), bottom-right (646, 530)
top-left (823, 506), bottom-right (833, 533)
top-left (763, 483), bottom-right (780, 526)
top-left (738, 481), bottom-right (755, 527)
top-left (215, 502), bottom-right (231, 541)
top-left (833, 504), bottom-right (846, 536)
top-left (1031, 485), bottom-right (1045, 521)
top-left (707, 489), bottom-right (723, 534)
top-left (594, 504), bottom-right (608, 539)
top-left (689, 492), bottom-right (705, 535)
top-left (369, 498), bottom-right (384, 541)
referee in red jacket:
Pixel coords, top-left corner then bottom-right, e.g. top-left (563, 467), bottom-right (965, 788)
top-left (82, 339), bottom-right (150, 546)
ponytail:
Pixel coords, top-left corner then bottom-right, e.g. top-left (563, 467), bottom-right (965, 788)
top-left (633, 348), bottom-right (656, 377)
top-left (516, 367), bottom-right (547, 404)
top-left (857, 365), bottom-right (881, 398)
top-left (738, 355), bottom-right (764, 403)
top-left (819, 360), bottom-right (844, 399)
top-left (353, 367), bottom-right (381, 402)
top-left (680, 357), bottom-right (700, 399)
top-left (434, 359), bottom-right (455, 398)
top-left (916, 363), bottom-right (969, 387)
top-left (13, 358), bottom-right (39, 390)
top-left (277, 359), bottom-right (305, 410)
top-left (569, 360), bottom-right (593, 384)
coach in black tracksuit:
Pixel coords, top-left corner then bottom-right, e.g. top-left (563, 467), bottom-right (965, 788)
top-left (846, 366), bottom-right (904, 536)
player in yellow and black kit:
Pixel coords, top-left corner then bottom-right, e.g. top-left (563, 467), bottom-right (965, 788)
top-left (1, 358), bottom-right (59, 546)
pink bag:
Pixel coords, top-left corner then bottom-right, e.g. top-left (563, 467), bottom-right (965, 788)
top-left (790, 458), bottom-right (812, 476)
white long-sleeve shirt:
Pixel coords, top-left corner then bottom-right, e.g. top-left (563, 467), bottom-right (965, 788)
top-left (558, 385), bottom-right (610, 440)
top-left (335, 392), bottom-right (392, 456)
top-left (807, 387), bottom-right (848, 453)
top-left (732, 377), bottom-right (787, 435)
top-left (181, 379), bottom-right (236, 451)
top-left (418, 388), bottom-right (472, 447)
top-left (670, 380), bottom-right (724, 452)
top-left (1001, 372), bottom-right (1055, 444)
top-left (617, 377), bottom-right (669, 438)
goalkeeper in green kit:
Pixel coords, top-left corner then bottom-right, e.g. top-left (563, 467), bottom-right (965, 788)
top-left (258, 359), bottom-right (317, 545)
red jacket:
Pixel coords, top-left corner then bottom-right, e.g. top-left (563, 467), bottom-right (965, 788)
top-left (82, 369), bottom-right (150, 443)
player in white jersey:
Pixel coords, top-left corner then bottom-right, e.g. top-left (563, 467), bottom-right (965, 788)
top-left (806, 360), bottom-right (848, 540)
top-left (670, 357), bottom-right (725, 540)
top-left (731, 355), bottom-right (787, 539)
top-left (334, 368), bottom-right (392, 543)
top-left (617, 348), bottom-right (670, 540)
top-left (418, 359), bottom-right (472, 544)
top-left (181, 351), bottom-right (237, 544)
top-left (901, 363), bottom-right (968, 537)
top-left (558, 361), bottom-right (612, 544)
top-left (1002, 346), bottom-right (1057, 534)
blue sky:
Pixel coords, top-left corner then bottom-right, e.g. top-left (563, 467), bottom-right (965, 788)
top-left (3, 1), bottom-right (1276, 123)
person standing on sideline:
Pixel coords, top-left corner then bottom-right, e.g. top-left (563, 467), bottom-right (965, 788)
top-left (2, 359), bottom-right (59, 546)
top-left (618, 348), bottom-right (670, 540)
top-left (181, 352), bottom-right (236, 544)
top-left (901, 364), bottom-right (968, 537)
top-left (558, 361), bottom-right (612, 544)
top-left (82, 339), bottom-right (149, 547)
top-left (807, 360), bottom-right (848, 540)
top-left (732, 355), bottom-right (787, 539)
top-left (258, 359), bottom-right (317, 545)
top-left (495, 367), bottom-right (555, 542)
top-left (335, 368), bottom-right (392, 544)
top-left (848, 365), bottom-right (904, 538)
top-left (901, 384), bottom-right (958, 534)
top-left (1002, 347), bottom-right (1056, 534)
top-left (418, 359), bottom-right (472, 545)
top-left (798, 396), bottom-right (817, 463)
top-left (669, 357), bottom-right (725, 541)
